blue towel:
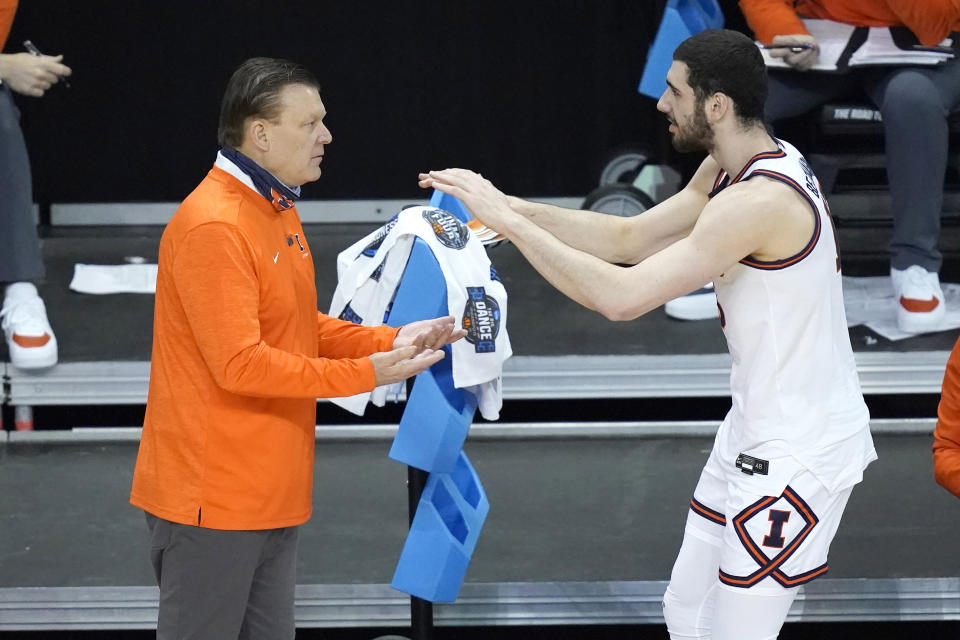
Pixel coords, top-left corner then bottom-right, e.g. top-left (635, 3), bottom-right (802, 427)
top-left (638, 0), bottom-right (724, 99)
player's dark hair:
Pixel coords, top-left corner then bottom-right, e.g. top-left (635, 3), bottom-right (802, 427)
top-left (218, 57), bottom-right (321, 148)
top-left (673, 29), bottom-right (767, 125)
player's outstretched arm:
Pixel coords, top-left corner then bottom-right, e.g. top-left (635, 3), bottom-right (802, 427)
top-left (504, 196), bottom-right (641, 263)
top-left (420, 157), bottom-right (716, 266)
top-left (370, 344), bottom-right (445, 386)
top-left (422, 166), bottom-right (772, 322)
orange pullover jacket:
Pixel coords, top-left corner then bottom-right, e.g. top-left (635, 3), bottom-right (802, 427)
top-left (935, 337), bottom-right (960, 499)
top-left (130, 165), bottom-right (397, 529)
top-left (740, 0), bottom-right (960, 47)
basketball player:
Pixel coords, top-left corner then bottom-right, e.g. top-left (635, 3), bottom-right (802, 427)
top-left (420, 29), bottom-right (876, 640)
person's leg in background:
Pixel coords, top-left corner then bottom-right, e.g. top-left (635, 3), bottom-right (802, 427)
top-left (764, 70), bottom-right (856, 196)
top-left (764, 69), bottom-right (852, 123)
top-left (865, 59), bottom-right (960, 333)
top-left (0, 83), bottom-right (57, 369)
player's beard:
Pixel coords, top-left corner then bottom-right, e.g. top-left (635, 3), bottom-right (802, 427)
top-left (671, 101), bottom-right (714, 153)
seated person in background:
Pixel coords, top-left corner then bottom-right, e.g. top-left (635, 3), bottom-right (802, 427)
top-left (740, 0), bottom-right (960, 334)
top-left (0, 0), bottom-right (71, 368)
top-left (934, 335), bottom-right (960, 499)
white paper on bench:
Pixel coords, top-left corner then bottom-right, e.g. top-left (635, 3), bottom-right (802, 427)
top-left (69, 263), bottom-right (159, 294)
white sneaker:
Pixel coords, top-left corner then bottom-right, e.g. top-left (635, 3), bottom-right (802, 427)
top-left (891, 266), bottom-right (946, 334)
top-left (665, 283), bottom-right (719, 320)
top-left (1, 282), bottom-right (58, 369)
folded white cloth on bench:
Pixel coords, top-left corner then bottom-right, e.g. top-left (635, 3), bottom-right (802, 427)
top-left (843, 275), bottom-right (960, 340)
top-left (69, 263), bottom-right (158, 294)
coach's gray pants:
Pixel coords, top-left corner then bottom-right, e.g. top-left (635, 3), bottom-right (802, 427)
top-left (765, 53), bottom-right (960, 273)
top-left (146, 512), bottom-right (299, 640)
top-left (0, 84), bottom-right (44, 284)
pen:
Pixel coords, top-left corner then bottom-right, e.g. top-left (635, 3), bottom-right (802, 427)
top-left (23, 39), bottom-right (71, 88)
top-left (763, 44), bottom-right (815, 53)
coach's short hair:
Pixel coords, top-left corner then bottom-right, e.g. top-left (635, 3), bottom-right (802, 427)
top-left (217, 57), bottom-right (321, 148)
top-left (673, 29), bottom-right (767, 125)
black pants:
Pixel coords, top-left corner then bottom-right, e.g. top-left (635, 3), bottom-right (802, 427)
top-left (0, 84), bottom-right (44, 284)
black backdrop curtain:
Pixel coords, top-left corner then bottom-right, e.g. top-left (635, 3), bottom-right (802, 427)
top-left (8, 0), bottom-right (749, 204)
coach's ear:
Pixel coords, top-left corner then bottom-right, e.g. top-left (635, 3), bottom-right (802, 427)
top-left (244, 118), bottom-right (271, 153)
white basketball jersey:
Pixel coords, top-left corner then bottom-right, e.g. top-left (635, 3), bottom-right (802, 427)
top-left (712, 139), bottom-right (876, 494)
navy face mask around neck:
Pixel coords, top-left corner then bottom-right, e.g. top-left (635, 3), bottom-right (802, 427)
top-left (220, 147), bottom-right (301, 212)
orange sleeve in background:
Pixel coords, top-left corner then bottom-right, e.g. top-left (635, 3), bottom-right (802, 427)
top-left (739, 0), bottom-right (809, 43)
top-left (740, 0), bottom-right (960, 47)
top-left (883, 0), bottom-right (960, 46)
top-left (934, 337), bottom-right (960, 499)
top-left (0, 0), bottom-right (18, 52)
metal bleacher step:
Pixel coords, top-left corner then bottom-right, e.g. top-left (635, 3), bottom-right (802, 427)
top-left (2, 351), bottom-right (953, 407)
top-left (829, 190), bottom-right (960, 225)
top-left (3, 578), bottom-right (957, 631)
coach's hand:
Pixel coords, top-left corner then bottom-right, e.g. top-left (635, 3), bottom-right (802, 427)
top-left (370, 343), bottom-right (445, 386)
top-left (394, 316), bottom-right (466, 352)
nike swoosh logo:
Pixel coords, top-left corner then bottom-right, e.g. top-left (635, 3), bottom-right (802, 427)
top-left (273, 251), bottom-right (280, 263)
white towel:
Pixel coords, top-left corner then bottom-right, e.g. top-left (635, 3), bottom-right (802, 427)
top-left (69, 263), bottom-right (158, 294)
top-left (329, 206), bottom-right (511, 420)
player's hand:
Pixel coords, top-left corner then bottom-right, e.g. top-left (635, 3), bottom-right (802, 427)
top-left (394, 316), bottom-right (467, 352)
top-left (370, 344), bottom-right (445, 386)
top-left (0, 52), bottom-right (72, 97)
top-left (768, 34), bottom-right (819, 71)
top-left (418, 168), bottom-right (516, 234)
